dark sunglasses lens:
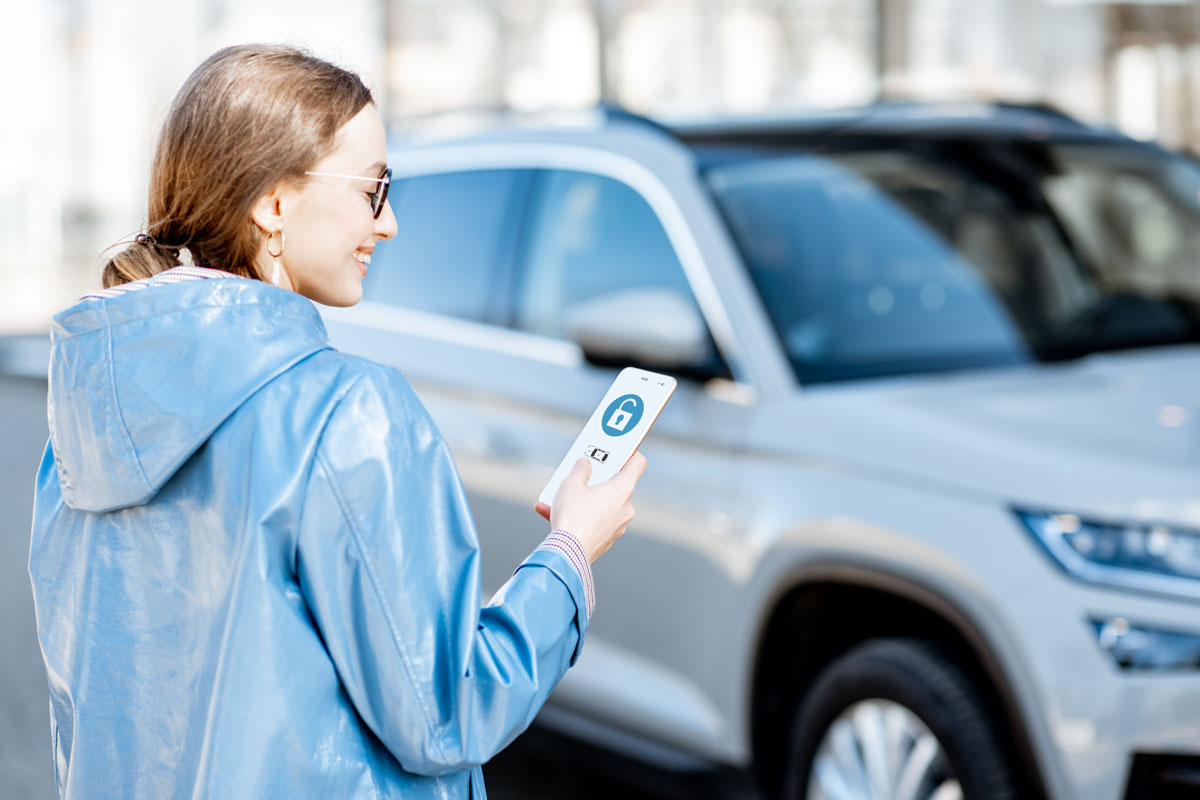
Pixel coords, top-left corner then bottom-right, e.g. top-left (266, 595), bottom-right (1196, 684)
top-left (373, 169), bottom-right (392, 219)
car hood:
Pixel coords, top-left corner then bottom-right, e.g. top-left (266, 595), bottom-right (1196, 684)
top-left (761, 345), bottom-right (1200, 526)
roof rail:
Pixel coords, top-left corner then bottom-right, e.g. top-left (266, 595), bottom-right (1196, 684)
top-left (989, 100), bottom-right (1085, 125)
top-left (856, 98), bottom-right (1086, 126)
top-left (387, 103), bottom-right (676, 141)
top-left (594, 104), bottom-right (678, 138)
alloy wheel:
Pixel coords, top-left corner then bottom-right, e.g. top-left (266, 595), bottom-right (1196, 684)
top-left (807, 698), bottom-right (962, 800)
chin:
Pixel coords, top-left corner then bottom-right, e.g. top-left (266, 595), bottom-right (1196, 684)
top-left (324, 293), bottom-right (362, 308)
top-left (309, 283), bottom-right (363, 308)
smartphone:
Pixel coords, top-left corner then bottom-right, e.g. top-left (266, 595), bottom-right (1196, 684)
top-left (538, 367), bottom-right (677, 508)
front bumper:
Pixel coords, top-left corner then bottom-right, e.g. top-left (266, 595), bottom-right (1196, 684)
top-left (1003, 571), bottom-right (1200, 800)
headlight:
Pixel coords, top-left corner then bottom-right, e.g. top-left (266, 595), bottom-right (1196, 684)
top-left (1018, 510), bottom-right (1200, 600)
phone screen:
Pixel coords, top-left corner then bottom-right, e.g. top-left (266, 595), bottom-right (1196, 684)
top-left (538, 367), bottom-right (677, 507)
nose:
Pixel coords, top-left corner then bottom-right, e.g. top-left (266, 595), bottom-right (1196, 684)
top-left (375, 197), bottom-right (398, 241)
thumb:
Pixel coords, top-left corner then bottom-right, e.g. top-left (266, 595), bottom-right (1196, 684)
top-left (566, 456), bottom-right (592, 486)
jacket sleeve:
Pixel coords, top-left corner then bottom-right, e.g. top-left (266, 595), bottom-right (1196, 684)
top-left (294, 367), bottom-right (589, 776)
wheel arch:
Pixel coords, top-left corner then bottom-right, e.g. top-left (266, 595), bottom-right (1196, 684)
top-left (747, 563), bottom-right (1050, 800)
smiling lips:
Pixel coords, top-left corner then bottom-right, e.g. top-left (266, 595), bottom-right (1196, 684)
top-left (354, 249), bottom-right (372, 276)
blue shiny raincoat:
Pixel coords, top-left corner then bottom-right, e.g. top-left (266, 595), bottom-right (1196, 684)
top-left (28, 275), bottom-right (590, 798)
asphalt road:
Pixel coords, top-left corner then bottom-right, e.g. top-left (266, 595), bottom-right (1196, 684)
top-left (0, 375), bottom-right (55, 799)
top-left (0, 374), bottom-right (697, 800)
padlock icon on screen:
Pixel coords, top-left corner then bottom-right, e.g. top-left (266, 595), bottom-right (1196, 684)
top-left (601, 394), bottom-right (644, 437)
top-left (607, 398), bottom-right (637, 431)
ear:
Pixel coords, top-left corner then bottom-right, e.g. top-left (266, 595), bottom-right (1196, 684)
top-left (250, 182), bottom-right (289, 235)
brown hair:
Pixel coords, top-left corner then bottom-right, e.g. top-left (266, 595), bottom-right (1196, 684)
top-left (101, 44), bottom-right (373, 288)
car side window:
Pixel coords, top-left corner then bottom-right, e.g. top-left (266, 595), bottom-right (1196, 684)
top-left (514, 170), bottom-right (694, 337)
top-left (512, 170), bottom-right (720, 366)
top-left (361, 169), bottom-right (526, 323)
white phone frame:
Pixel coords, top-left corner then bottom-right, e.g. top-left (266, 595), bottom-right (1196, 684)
top-left (538, 367), bottom-right (677, 507)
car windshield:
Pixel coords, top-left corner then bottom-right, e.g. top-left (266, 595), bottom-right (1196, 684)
top-left (703, 139), bottom-right (1200, 383)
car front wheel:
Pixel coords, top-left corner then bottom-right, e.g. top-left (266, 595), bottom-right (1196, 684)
top-left (782, 638), bottom-right (1016, 800)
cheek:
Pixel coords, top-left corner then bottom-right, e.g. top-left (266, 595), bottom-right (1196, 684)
top-left (289, 195), bottom-right (373, 265)
top-left (336, 206), bottom-right (374, 249)
top-left (307, 216), bottom-right (366, 262)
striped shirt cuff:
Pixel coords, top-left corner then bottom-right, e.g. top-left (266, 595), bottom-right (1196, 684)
top-left (535, 529), bottom-right (595, 618)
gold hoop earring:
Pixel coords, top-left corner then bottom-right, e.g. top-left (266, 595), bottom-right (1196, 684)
top-left (266, 230), bottom-right (285, 286)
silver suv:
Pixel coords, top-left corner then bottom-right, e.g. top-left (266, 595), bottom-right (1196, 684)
top-left (319, 103), bottom-right (1200, 800)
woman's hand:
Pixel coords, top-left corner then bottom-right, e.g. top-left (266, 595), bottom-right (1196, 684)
top-left (533, 452), bottom-right (648, 564)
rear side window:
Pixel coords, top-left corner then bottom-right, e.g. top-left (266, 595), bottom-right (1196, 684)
top-left (361, 169), bottom-right (526, 323)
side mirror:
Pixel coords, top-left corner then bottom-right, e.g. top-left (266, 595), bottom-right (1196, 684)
top-left (565, 288), bottom-right (713, 372)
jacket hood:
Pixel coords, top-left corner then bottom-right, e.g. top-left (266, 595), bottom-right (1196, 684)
top-left (48, 277), bottom-right (331, 512)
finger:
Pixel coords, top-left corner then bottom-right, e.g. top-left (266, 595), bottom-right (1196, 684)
top-left (533, 501), bottom-right (551, 521)
top-left (615, 451), bottom-right (648, 486)
top-left (565, 457), bottom-right (592, 486)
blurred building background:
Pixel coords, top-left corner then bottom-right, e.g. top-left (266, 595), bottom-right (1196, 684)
top-left (3, 0), bottom-right (1200, 329)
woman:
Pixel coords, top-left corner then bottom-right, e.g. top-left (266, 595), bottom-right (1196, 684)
top-left (29, 44), bottom-right (645, 799)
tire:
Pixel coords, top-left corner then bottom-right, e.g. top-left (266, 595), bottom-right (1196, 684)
top-left (782, 638), bottom-right (1016, 800)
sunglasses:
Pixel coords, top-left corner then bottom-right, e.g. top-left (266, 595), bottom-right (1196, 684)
top-left (303, 167), bottom-right (392, 218)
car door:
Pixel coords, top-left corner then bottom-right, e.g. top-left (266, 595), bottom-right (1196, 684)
top-left (488, 167), bottom-right (759, 751)
top-left (320, 158), bottom-right (758, 755)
